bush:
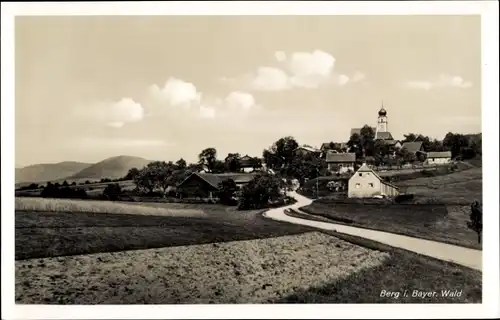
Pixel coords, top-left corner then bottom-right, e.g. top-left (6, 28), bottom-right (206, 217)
top-left (40, 183), bottom-right (88, 200)
top-left (395, 193), bottom-right (414, 203)
top-left (102, 183), bottom-right (122, 201)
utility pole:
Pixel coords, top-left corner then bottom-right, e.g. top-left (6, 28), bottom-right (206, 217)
top-left (316, 168), bottom-right (320, 198)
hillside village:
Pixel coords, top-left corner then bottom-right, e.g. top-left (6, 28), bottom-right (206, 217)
top-left (16, 105), bottom-right (482, 207)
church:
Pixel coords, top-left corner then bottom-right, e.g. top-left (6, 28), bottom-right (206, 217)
top-left (350, 104), bottom-right (396, 142)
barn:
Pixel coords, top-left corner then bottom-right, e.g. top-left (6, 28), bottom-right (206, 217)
top-left (177, 172), bottom-right (257, 199)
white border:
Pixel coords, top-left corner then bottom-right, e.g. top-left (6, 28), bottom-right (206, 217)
top-left (2, 1), bottom-right (499, 319)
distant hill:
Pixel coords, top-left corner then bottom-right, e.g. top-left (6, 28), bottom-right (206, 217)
top-left (15, 161), bottom-right (93, 184)
top-left (67, 155), bottom-right (153, 180)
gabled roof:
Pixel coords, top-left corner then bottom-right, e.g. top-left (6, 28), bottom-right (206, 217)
top-left (402, 141), bottom-right (424, 153)
top-left (375, 131), bottom-right (394, 140)
top-left (239, 155), bottom-right (254, 167)
top-left (380, 139), bottom-right (400, 146)
top-left (427, 151), bottom-right (452, 158)
top-left (350, 127), bottom-right (376, 137)
top-left (354, 163), bottom-right (399, 189)
top-left (178, 172), bottom-right (258, 189)
top-left (295, 146), bottom-right (320, 153)
top-left (326, 152), bottom-right (356, 163)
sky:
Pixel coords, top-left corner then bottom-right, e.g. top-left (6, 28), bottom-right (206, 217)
top-left (15, 15), bottom-right (481, 167)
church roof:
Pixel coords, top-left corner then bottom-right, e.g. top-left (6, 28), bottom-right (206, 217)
top-left (402, 141), bottom-right (424, 153)
top-left (375, 131), bottom-right (394, 140)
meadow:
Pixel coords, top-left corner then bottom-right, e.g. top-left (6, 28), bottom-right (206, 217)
top-left (298, 167), bottom-right (483, 249)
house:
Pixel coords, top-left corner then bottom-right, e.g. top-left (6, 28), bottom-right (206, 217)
top-left (425, 151), bottom-right (452, 165)
top-left (177, 172), bottom-right (257, 199)
top-left (348, 163), bottom-right (399, 198)
top-left (294, 145), bottom-right (321, 157)
top-left (380, 140), bottom-right (402, 149)
top-left (239, 155), bottom-right (260, 173)
top-left (326, 152), bottom-right (356, 174)
top-left (402, 141), bottom-right (424, 154)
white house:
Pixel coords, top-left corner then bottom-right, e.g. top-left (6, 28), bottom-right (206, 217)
top-left (326, 152), bottom-right (356, 174)
top-left (425, 151), bottom-right (452, 165)
top-left (348, 164), bottom-right (399, 198)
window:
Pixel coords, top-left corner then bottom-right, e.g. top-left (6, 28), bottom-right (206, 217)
top-left (368, 183), bottom-right (374, 188)
top-left (355, 183), bottom-right (361, 188)
top-left (359, 173), bottom-right (362, 177)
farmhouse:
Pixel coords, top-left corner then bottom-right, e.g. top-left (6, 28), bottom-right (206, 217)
top-left (402, 141), bottom-right (424, 154)
top-left (326, 152), bottom-right (356, 174)
top-left (348, 163), bottom-right (399, 198)
top-left (425, 151), bottom-right (452, 165)
top-left (177, 172), bottom-right (257, 198)
top-left (239, 155), bottom-right (259, 173)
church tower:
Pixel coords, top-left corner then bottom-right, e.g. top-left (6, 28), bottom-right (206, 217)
top-left (377, 101), bottom-right (388, 133)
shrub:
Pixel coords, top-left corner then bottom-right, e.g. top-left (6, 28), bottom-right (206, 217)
top-left (395, 193), bottom-right (414, 203)
top-left (102, 183), bottom-right (122, 201)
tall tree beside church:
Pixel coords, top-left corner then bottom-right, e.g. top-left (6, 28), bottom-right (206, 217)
top-left (198, 148), bottom-right (218, 172)
top-left (347, 125), bottom-right (375, 159)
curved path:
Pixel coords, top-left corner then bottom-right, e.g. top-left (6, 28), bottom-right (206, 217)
top-left (264, 192), bottom-right (482, 271)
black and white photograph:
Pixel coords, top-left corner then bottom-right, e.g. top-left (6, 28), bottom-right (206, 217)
top-left (1, 1), bottom-right (499, 319)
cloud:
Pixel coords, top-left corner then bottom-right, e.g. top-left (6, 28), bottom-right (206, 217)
top-left (149, 77), bottom-right (202, 106)
top-left (274, 51), bottom-right (287, 62)
top-left (251, 67), bottom-right (290, 91)
top-left (222, 50), bottom-right (365, 91)
top-left (225, 91), bottom-right (256, 111)
top-left (75, 97), bottom-right (145, 128)
top-left (199, 105), bottom-right (216, 119)
top-left (405, 74), bottom-right (472, 90)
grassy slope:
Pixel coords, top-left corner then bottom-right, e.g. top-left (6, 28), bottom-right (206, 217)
top-left (15, 162), bottom-right (93, 185)
top-left (68, 155), bottom-right (152, 180)
top-left (299, 167), bottom-right (482, 250)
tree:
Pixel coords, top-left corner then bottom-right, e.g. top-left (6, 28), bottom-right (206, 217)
top-left (124, 167), bottom-right (140, 180)
top-left (238, 174), bottom-right (286, 210)
top-left (467, 201), bottom-right (482, 244)
top-left (103, 183), bottom-right (122, 201)
top-left (175, 158), bottom-right (187, 170)
top-left (262, 136), bottom-right (299, 171)
top-left (198, 148), bottom-right (218, 172)
top-left (212, 160), bottom-right (226, 173)
top-left (443, 132), bottom-right (470, 158)
top-left (347, 125), bottom-right (375, 159)
top-left (224, 153), bottom-right (242, 172)
top-left (250, 157), bottom-right (263, 170)
top-left (71, 181), bottom-right (77, 186)
top-left (62, 180), bottom-right (69, 187)
top-left (218, 178), bottom-right (238, 205)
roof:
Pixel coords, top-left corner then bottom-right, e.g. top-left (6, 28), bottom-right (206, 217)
top-left (320, 142), bottom-right (347, 150)
top-left (375, 131), bottom-right (394, 140)
top-left (326, 152), bottom-right (356, 163)
top-left (295, 146), bottom-right (320, 153)
top-left (380, 139), bottom-right (400, 146)
top-left (350, 127), bottom-right (376, 137)
top-left (354, 163), bottom-right (399, 189)
top-left (402, 141), bottom-right (424, 153)
top-left (179, 172), bottom-right (258, 189)
top-left (427, 151), bottom-right (452, 158)
top-left (239, 155), bottom-right (254, 167)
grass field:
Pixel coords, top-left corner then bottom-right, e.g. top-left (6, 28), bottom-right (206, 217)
top-left (300, 167), bottom-right (483, 250)
top-left (396, 167), bottom-right (482, 204)
top-left (15, 228), bottom-right (482, 304)
top-left (15, 198), bottom-right (313, 260)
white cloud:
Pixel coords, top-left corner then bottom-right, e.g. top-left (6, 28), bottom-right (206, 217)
top-left (149, 77), bottom-right (201, 106)
top-left (406, 74), bottom-right (473, 90)
top-left (251, 67), bottom-right (290, 91)
top-left (351, 71), bottom-right (366, 83)
top-left (199, 105), bottom-right (216, 119)
top-left (225, 91), bottom-right (256, 111)
top-left (75, 98), bottom-right (145, 128)
top-left (338, 74), bottom-right (350, 86)
top-left (274, 51), bottom-right (287, 62)
top-left (224, 50), bottom-right (365, 91)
